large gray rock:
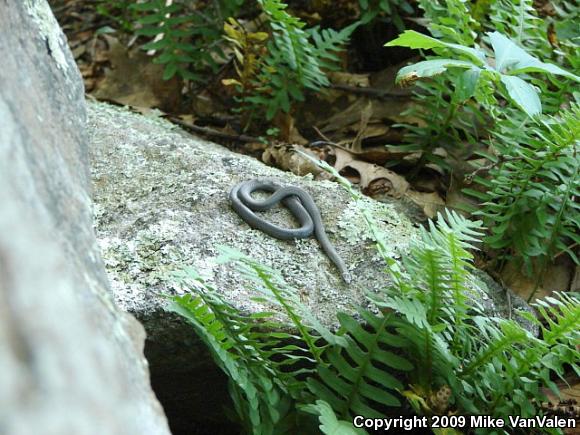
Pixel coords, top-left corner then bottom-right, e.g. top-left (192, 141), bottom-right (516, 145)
top-left (88, 100), bottom-right (531, 433)
top-left (0, 2), bottom-right (170, 435)
top-left (89, 103), bottom-right (420, 323)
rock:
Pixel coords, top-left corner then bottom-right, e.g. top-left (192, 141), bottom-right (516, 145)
top-left (0, 2), bottom-right (170, 435)
top-left (88, 100), bottom-right (533, 433)
top-left (89, 102), bottom-right (419, 326)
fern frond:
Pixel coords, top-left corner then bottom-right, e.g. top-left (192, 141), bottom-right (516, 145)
top-left (488, 0), bottom-right (548, 56)
top-left (408, 246), bottom-right (451, 323)
top-left (303, 400), bottom-right (366, 435)
top-left (307, 311), bottom-right (413, 418)
top-left (168, 269), bottom-right (296, 434)
top-left (217, 246), bottom-right (347, 360)
top-left (237, 0), bottom-right (355, 120)
top-left (258, 0), bottom-right (327, 90)
top-left (535, 292), bottom-right (580, 346)
top-left (307, 23), bottom-right (358, 71)
top-left (461, 320), bottom-right (533, 376)
top-left (418, 0), bottom-right (478, 46)
top-left (473, 105), bottom-right (579, 276)
top-left (132, 0), bottom-right (243, 82)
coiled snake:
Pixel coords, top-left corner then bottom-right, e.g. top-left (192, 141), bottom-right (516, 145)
top-left (229, 180), bottom-right (351, 283)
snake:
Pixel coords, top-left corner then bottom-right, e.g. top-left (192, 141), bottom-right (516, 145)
top-left (229, 179), bottom-right (351, 283)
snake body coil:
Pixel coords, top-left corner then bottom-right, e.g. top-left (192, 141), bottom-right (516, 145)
top-left (229, 180), bottom-right (350, 283)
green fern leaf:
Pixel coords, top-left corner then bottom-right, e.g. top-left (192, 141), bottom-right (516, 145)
top-left (307, 310), bottom-right (412, 418)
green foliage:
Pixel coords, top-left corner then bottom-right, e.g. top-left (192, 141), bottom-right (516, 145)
top-left (484, 0), bottom-right (578, 115)
top-left (235, 0), bottom-right (356, 120)
top-left (306, 309), bottom-right (412, 415)
top-left (386, 0), bottom-right (579, 282)
top-left (98, 0), bottom-right (355, 118)
top-left (466, 105), bottom-right (580, 286)
top-left (304, 400), bottom-right (365, 435)
top-left (96, 0), bottom-right (136, 32)
top-left (169, 268), bottom-right (306, 434)
top-left (387, 30), bottom-right (579, 117)
top-left (386, 0), bottom-right (484, 177)
top-left (488, 0), bottom-right (548, 54)
top-left (130, 0), bottom-right (244, 82)
top-left (320, 162), bottom-right (580, 425)
top-left (169, 157), bottom-right (580, 433)
top-left (419, 0), bottom-right (478, 46)
top-left (358, 0), bottom-right (414, 31)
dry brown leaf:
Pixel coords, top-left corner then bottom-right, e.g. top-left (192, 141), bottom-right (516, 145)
top-left (405, 191), bottom-right (445, 219)
top-left (333, 148), bottom-right (409, 198)
top-left (319, 96), bottom-right (414, 144)
top-left (273, 112), bottom-right (308, 145)
top-left (500, 259), bottom-right (573, 301)
top-left (342, 144), bottom-right (407, 165)
top-left (327, 71), bottom-right (370, 87)
top-left (91, 37), bottom-right (182, 112)
top-left (262, 144), bottom-right (324, 176)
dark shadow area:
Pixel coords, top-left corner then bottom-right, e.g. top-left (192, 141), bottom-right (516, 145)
top-left (144, 315), bottom-right (240, 435)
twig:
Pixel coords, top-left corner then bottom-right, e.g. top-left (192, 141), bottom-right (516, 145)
top-left (554, 242), bottom-right (579, 260)
top-left (329, 83), bottom-right (412, 99)
top-left (312, 126), bottom-right (332, 143)
top-left (168, 116), bottom-right (262, 143)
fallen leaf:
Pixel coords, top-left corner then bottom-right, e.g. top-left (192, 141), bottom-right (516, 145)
top-left (333, 148), bottom-right (410, 198)
top-left (405, 190), bottom-right (445, 219)
top-left (263, 144), bottom-right (324, 176)
top-left (328, 71), bottom-right (370, 87)
top-left (500, 259), bottom-right (572, 302)
top-left (92, 37), bottom-right (182, 112)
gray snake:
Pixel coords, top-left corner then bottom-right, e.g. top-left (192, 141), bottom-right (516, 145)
top-left (229, 180), bottom-right (350, 283)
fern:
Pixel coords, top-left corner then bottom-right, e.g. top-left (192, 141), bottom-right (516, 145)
top-left (419, 0), bottom-right (477, 46)
top-left (169, 212), bottom-right (579, 433)
top-left (216, 246), bottom-right (347, 361)
top-left (467, 105), bottom-right (580, 289)
top-left (307, 310), bottom-right (413, 418)
top-left (536, 292), bottom-right (580, 347)
top-left (237, 0), bottom-right (356, 121)
top-left (381, 212), bottom-right (483, 391)
top-left (388, 13), bottom-right (579, 283)
top-left (522, 292), bottom-right (580, 385)
top-left (307, 25), bottom-right (357, 71)
top-left (313, 155), bottom-right (578, 426)
top-left (131, 0), bottom-right (243, 82)
top-left (169, 269), bottom-right (298, 434)
top-left (259, 0), bottom-right (327, 90)
top-left (488, 0), bottom-right (548, 54)
top-left (303, 400), bottom-right (365, 435)
top-left (96, 0), bottom-right (136, 32)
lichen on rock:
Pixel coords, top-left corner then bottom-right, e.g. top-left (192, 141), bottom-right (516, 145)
top-left (25, 0), bottom-right (71, 73)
